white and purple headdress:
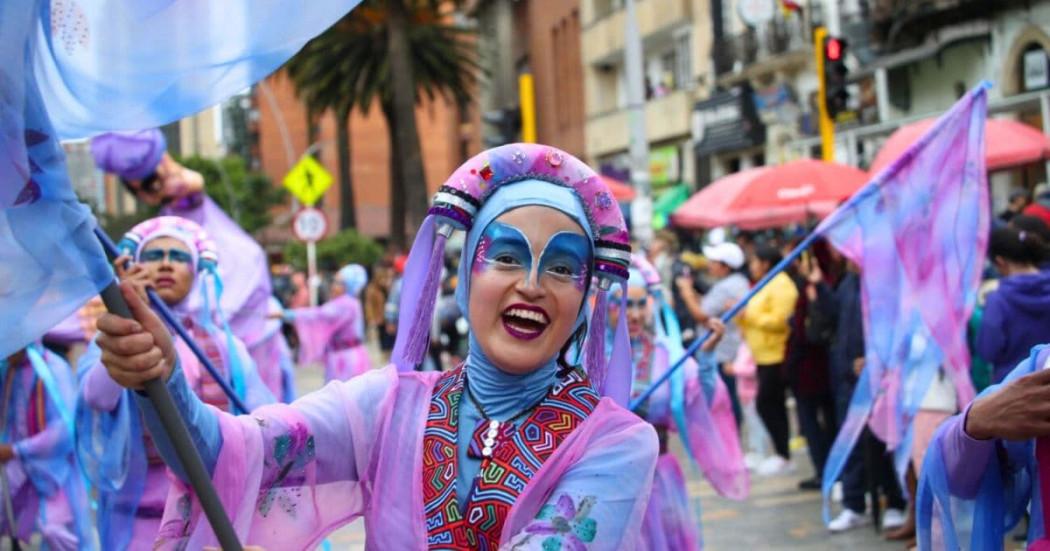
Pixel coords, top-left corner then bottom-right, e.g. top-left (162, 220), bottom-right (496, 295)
top-left (392, 143), bottom-right (634, 403)
top-left (119, 216), bottom-right (218, 278)
top-left (118, 216), bottom-right (248, 399)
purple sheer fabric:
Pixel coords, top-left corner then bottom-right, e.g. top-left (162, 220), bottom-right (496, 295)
top-left (153, 365), bottom-right (657, 550)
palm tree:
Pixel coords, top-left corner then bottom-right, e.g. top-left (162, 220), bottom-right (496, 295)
top-left (286, 0), bottom-right (477, 245)
top-left (285, 14), bottom-right (372, 230)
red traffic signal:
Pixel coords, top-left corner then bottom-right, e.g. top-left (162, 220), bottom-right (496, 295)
top-left (825, 37), bottom-right (843, 61)
top-left (821, 35), bottom-right (849, 118)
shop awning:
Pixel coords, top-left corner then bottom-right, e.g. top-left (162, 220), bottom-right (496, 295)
top-left (652, 184), bottom-right (690, 230)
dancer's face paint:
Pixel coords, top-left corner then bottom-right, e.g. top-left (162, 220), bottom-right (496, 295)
top-left (609, 285), bottom-right (651, 340)
top-left (469, 205), bottom-right (592, 374)
top-left (139, 236), bottom-right (195, 305)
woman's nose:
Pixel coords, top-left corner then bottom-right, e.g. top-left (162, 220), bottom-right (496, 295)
top-left (515, 271), bottom-right (546, 299)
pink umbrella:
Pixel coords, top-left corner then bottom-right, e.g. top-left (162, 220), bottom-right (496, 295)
top-left (671, 159), bottom-right (869, 230)
top-left (870, 117), bottom-right (1050, 174)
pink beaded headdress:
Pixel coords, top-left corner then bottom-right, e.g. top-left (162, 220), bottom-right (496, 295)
top-left (392, 143), bottom-right (634, 404)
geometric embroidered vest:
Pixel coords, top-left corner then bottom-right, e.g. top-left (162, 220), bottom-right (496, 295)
top-left (421, 365), bottom-right (599, 549)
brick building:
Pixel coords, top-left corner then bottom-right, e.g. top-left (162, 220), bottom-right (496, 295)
top-left (253, 72), bottom-right (480, 245)
top-left (470, 0), bottom-right (587, 158)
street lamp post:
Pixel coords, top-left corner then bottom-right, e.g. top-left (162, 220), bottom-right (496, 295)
top-left (624, 0), bottom-right (653, 247)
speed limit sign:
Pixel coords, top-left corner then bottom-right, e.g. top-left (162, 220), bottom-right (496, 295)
top-left (292, 207), bottom-right (328, 242)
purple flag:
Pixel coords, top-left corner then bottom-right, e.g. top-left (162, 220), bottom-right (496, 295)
top-left (818, 85), bottom-right (989, 519)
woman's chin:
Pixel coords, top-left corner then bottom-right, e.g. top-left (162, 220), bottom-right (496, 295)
top-left (156, 289), bottom-right (188, 306)
top-left (487, 339), bottom-right (553, 375)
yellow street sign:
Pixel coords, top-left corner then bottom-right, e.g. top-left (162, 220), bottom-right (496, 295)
top-left (283, 155), bottom-right (332, 206)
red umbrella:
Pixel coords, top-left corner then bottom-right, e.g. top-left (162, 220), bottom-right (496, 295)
top-left (601, 174), bottom-right (636, 201)
top-left (870, 117), bottom-right (1050, 174)
top-left (671, 159), bottom-right (868, 230)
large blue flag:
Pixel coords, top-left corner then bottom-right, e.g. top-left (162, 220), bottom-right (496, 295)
top-left (0, 1), bottom-right (112, 359)
top-left (818, 85), bottom-right (989, 519)
top-left (2, 0), bottom-right (361, 358)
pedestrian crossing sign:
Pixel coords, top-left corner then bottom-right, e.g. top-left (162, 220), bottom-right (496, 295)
top-left (283, 155), bottom-right (332, 206)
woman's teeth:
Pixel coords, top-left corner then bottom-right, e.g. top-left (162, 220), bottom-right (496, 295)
top-left (505, 308), bottom-right (548, 324)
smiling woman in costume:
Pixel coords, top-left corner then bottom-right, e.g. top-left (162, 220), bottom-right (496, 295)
top-left (93, 144), bottom-right (658, 549)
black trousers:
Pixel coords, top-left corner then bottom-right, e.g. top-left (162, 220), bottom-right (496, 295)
top-left (719, 363), bottom-right (743, 428)
top-left (795, 392), bottom-right (836, 478)
top-left (757, 362), bottom-right (791, 460)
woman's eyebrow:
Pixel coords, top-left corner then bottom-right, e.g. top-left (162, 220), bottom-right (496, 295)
top-left (485, 221), bottom-right (533, 248)
top-left (538, 231), bottom-right (591, 262)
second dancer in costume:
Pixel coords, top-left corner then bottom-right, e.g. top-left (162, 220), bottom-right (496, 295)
top-left (75, 217), bottom-right (274, 551)
top-left (616, 254), bottom-right (749, 550)
top-left (280, 264), bottom-right (373, 382)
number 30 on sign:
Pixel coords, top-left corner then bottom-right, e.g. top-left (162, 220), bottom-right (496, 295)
top-left (293, 207), bottom-right (328, 242)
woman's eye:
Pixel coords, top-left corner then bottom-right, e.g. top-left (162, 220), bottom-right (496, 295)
top-left (493, 254), bottom-right (520, 266)
top-left (548, 265), bottom-right (575, 277)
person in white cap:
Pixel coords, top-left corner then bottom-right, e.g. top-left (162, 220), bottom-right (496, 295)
top-left (675, 242), bottom-right (750, 426)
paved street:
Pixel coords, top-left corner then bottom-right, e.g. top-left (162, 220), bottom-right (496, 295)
top-left (294, 361), bottom-right (910, 550)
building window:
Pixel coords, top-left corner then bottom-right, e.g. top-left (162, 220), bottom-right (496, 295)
top-left (1022, 44), bottom-right (1050, 92)
top-left (644, 30), bottom-right (692, 100)
top-left (593, 0), bottom-right (625, 21)
top-left (675, 31), bottom-right (692, 90)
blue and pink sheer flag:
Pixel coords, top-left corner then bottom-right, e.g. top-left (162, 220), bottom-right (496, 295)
top-left (2, 0), bottom-right (361, 358)
top-left (0, 1), bottom-right (112, 359)
top-left (818, 84), bottom-right (989, 519)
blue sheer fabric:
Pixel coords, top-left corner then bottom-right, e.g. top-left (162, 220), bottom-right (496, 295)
top-left (36, 0), bottom-right (363, 139)
top-left (917, 346), bottom-right (1048, 550)
top-left (3, 0), bottom-right (363, 359)
top-left (0, 1), bottom-right (112, 360)
top-left (75, 341), bottom-right (148, 551)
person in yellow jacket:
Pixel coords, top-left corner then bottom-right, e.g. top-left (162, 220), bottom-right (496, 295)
top-left (737, 244), bottom-right (798, 476)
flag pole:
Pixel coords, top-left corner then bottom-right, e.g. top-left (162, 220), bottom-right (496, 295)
top-left (94, 227), bottom-right (249, 414)
top-left (97, 280), bottom-right (243, 550)
top-left (630, 184), bottom-right (879, 412)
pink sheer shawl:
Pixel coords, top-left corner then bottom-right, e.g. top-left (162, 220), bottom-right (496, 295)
top-left (155, 365), bottom-right (657, 550)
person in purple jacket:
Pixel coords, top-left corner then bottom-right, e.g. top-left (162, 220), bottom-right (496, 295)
top-left (976, 226), bottom-right (1050, 384)
top-left (917, 344), bottom-right (1050, 550)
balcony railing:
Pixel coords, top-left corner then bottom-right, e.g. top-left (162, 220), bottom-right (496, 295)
top-left (713, 19), bottom-right (808, 76)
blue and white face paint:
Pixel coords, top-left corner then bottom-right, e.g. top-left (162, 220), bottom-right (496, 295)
top-left (473, 221), bottom-right (591, 292)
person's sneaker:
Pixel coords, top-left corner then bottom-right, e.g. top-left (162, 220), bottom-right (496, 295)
top-left (828, 509), bottom-right (870, 533)
top-left (756, 455), bottom-right (795, 476)
top-left (797, 477), bottom-right (821, 491)
top-left (882, 508), bottom-right (907, 531)
top-left (744, 452), bottom-right (765, 471)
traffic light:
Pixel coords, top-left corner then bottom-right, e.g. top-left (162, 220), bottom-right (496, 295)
top-left (482, 107), bottom-right (521, 148)
top-left (822, 36), bottom-right (849, 119)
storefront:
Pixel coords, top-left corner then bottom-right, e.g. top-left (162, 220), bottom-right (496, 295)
top-left (692, 85), bottom-right (766, 187)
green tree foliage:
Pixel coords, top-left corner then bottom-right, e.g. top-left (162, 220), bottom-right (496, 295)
top-left (179, 155), bottom-right (286, 234)
top-left (282, 227), bottom-right (384, 273)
